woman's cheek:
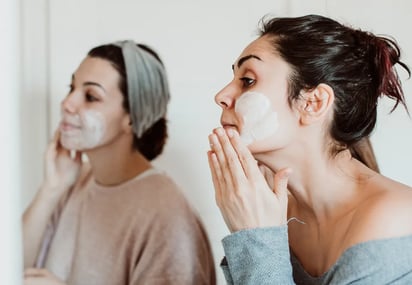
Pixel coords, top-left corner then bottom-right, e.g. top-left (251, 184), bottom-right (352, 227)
top-left (60, 110), bottom-right (106, 150)
top-left (235, 91), bottom-right (279, 145)
top-left (80, 110), bottom-right (106, 149)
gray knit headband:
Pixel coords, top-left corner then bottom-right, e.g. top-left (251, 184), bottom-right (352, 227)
top-left (113, 40), bottom-right (170, 138)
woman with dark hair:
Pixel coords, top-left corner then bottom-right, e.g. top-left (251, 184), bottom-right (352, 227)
top-left (23, 40), bottom-right (216, 285)
top-left (208, 15), bottom-right (412, 284)
top-left (350, 137), bottom-right (380, 173)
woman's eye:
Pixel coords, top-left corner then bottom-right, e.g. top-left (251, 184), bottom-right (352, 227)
top-left (85, 93), bottom-right (98, 102)
top-left (240, 77), bottom-right (255, 87)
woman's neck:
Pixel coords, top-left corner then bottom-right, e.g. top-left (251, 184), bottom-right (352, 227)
top-left (85, 141), bottom-right (152, 186)
top-left (257, 148), bottom-right (376, 224)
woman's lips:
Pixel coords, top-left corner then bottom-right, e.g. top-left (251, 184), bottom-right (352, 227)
top-left (60, 121), bottom-right (81, 132)
top-left (221, 123), bottom-right (238, 131)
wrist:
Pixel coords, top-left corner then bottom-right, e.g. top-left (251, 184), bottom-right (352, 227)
top-left (38, 181), bottom-right (70, 201)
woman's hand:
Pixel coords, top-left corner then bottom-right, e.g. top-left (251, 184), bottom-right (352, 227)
top-left (42, 130), bottom-right (82, 196)
top-left (207, 128), bottom-right (291, 233)
top-left (24, 268), bottom-right (66, 285)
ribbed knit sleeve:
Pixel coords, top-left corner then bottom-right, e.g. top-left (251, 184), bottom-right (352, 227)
top-left (221, 225), bottom-right (295, 285)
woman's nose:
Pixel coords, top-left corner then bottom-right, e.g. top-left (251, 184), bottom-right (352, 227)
top-left (61, 92), bottom-right (79, 114)
top-left (214, 83), bottom-right (236, 109)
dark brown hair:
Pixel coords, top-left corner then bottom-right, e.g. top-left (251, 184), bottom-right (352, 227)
top-left (350, 138), bottom-right (380, 172)
top-left (259, 14), bottom-right (409, 154)
top-left (87, 43), bottom-right (168, 160)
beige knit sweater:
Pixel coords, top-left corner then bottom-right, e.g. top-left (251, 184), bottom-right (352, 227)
top-left (36, 167), bottom-right (216, 285)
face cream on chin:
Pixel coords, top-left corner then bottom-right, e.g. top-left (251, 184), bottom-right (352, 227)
top-left (60, 110), bottom-right (106, 150)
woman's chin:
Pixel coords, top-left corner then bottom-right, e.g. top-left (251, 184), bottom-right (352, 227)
top-left (245, 137), bottom-right (280, 155)
top-left (60, 137), bottom-right (82, 151)
top-left (245, 140), bottom-right (261, 154)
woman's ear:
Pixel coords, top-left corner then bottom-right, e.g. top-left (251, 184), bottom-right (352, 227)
top-left (122, 114), bottom-right (133, 134)
top-left (299, 83), bottom-right (334, 125)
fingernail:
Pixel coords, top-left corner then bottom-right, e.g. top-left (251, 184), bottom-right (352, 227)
top-left (210, 134), bottom-right (219, 147)
top-left (208, 135), bottom-right (214, 149)
top-left (216, 128), bottom-right (224, 136)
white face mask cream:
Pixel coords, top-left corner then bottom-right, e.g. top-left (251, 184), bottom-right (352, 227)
top-left (60, 110), bottom-right (106, 150)
top-left (235, 91), bottom-right (279, 145)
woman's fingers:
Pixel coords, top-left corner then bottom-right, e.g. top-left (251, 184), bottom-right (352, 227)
top-left (24, 268), bottom-right (48, 277)
top-left (227, 129), bottom-right (262, 181)
top-left (209, 127), bottom-right (264, 189)
top-left (208, 128), bottom-right (292, 230)
top-left (209, 131), bottom-right (236, 190)
top-left (45, 131), bottom-right (59, 158)
top-left (47, 130), bottom-right (67, 159)
top-left (212, 128), bottom-right (248, 187)
top-left (73, 151), bottom-right (82, 163)
top-left (52, 129), bottom-right (60, 144)
top-left (24, 268), bottom-right (66, 285)
top-left (207, 151), bottom-right (222, 192)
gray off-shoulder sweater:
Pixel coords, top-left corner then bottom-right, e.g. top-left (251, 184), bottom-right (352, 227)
top-left (221, 226), bottom-right (412, 284)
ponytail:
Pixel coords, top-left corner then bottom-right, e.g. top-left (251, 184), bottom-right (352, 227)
top-left (369, 35), bottom-right (410, 113)
top-left (259, 14), bottom-right (410, 155)
top-left (349, 137), bottom-right (380, 173)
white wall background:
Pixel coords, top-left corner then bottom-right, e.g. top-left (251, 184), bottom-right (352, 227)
top-left (16, 1), bottom-right (412, 284)
top-left (0, 0), bottom-right (22, 284)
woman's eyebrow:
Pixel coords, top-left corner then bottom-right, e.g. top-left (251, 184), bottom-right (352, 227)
top-left (232, 54), bottom-right (262, 71)
top-left (72, 74), bottom-right (107, 95)
top-left (83, 82), bottom-right (107, 95)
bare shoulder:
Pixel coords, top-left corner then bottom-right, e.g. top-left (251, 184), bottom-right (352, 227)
top-left (350, 176), bottom-right (412, 242)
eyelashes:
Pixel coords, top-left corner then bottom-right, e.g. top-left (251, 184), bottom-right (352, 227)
top-left (68, 84), bottom-right (74, 93)
top-left (66, 84), bottom-right (99, 103)
top-left (85, 94), bottom-right (98, 102)
top-left (240, 77), bottom-right (256, 88)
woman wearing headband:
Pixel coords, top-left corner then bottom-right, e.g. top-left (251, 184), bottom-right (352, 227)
top-left (208, 15), bottom-right (412, 284)
top-left (23, 40), bottom-right (216, 285)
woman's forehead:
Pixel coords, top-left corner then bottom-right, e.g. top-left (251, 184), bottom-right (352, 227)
top-left (74, 57), bottom-right (119, 84)
top-left (236, 37), bottom-right (275, 64)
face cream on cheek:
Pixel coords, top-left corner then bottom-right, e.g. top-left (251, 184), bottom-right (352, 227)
top-left (235, 91), bottom-right (279, 145)
top-left (79, 110), bottom-right (106, 149)
top-left (60, 110), bottom-right (106, 150)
